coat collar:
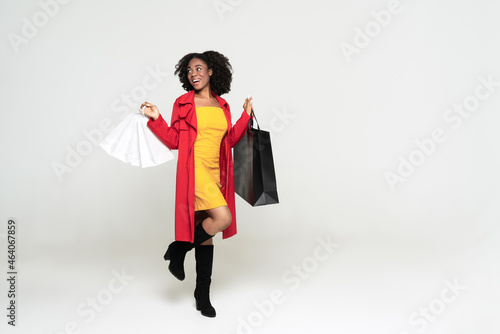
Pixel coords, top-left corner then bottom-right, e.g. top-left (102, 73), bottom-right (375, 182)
top-left (177, 89), bottom-right (229, 108)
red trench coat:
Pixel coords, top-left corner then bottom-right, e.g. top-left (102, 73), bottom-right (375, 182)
top-left (147, 90), bottom-right (251, 242)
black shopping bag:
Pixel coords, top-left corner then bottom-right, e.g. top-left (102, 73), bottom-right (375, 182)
top-left (234, 110), bottom-right (279, 206)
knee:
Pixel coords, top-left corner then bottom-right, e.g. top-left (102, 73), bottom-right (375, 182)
top-left (208, 207), bottom-right (232, 232)
top-left (219, 211), bottom-right (232, 231)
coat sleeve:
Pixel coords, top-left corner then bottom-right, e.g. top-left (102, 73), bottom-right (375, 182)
top-left (147, 101), bottom-right (181, 150)
top-left (228, 109), bottom-right (252, 148)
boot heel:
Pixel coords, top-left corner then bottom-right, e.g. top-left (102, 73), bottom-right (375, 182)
top-left (164, 247), bottom-right (171, 261)
top-left (196, 299), bottom-right (201, 311)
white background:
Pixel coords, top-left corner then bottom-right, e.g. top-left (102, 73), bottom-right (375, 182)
top-left (1, 0), bottom-right (499, 333)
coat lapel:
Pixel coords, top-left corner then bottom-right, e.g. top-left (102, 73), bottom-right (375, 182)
top-left (213, 92), bottom-right (230, 128)
top-left (177, 90), bottom-right (197, 130)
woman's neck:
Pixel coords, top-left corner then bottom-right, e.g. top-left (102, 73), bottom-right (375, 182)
top-left (195, 86), bottom-right (213, 100)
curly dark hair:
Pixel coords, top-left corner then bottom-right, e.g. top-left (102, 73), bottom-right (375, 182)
top-left (174, 50), bottom-right (233, 96)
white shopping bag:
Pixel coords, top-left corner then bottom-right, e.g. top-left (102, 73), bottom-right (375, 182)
top-left (100, 113), bottom-right (174, 167)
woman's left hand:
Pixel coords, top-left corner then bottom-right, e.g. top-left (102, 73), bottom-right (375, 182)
top-left (243, 96), bottom-right (253, 116)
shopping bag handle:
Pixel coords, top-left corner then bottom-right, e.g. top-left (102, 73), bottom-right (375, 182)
top-left (249, 109), bottom-right (260, 131)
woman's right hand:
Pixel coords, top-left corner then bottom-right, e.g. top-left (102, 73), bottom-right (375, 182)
top-left (140, 101), bottom-right (160, 121)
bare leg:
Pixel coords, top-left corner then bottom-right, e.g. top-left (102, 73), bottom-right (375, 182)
top-left (200, 205), bottom-right (232, 237)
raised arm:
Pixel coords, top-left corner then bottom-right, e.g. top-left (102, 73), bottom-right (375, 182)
top-left (228, 110), bottom-right (252, 148)
top-left (228, 96), bottom-right (253, 147)
top-left (144, 101), bottom-right (181, 150)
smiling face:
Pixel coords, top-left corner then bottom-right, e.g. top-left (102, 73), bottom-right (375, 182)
top-left (187, 57), bottom-right (213, 91)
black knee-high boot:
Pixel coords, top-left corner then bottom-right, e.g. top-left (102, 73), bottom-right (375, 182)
top-left (164, 223), bottom-right (214, 281)
top-left (195, 244), bottom-right (216, 317)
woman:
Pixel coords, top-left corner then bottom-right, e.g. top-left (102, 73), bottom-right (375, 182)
top-left (140, 50), bottom-right (253, 318)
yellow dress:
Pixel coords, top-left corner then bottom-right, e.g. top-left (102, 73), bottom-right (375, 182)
top-left (194, 106), bottom-right (228, 211)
